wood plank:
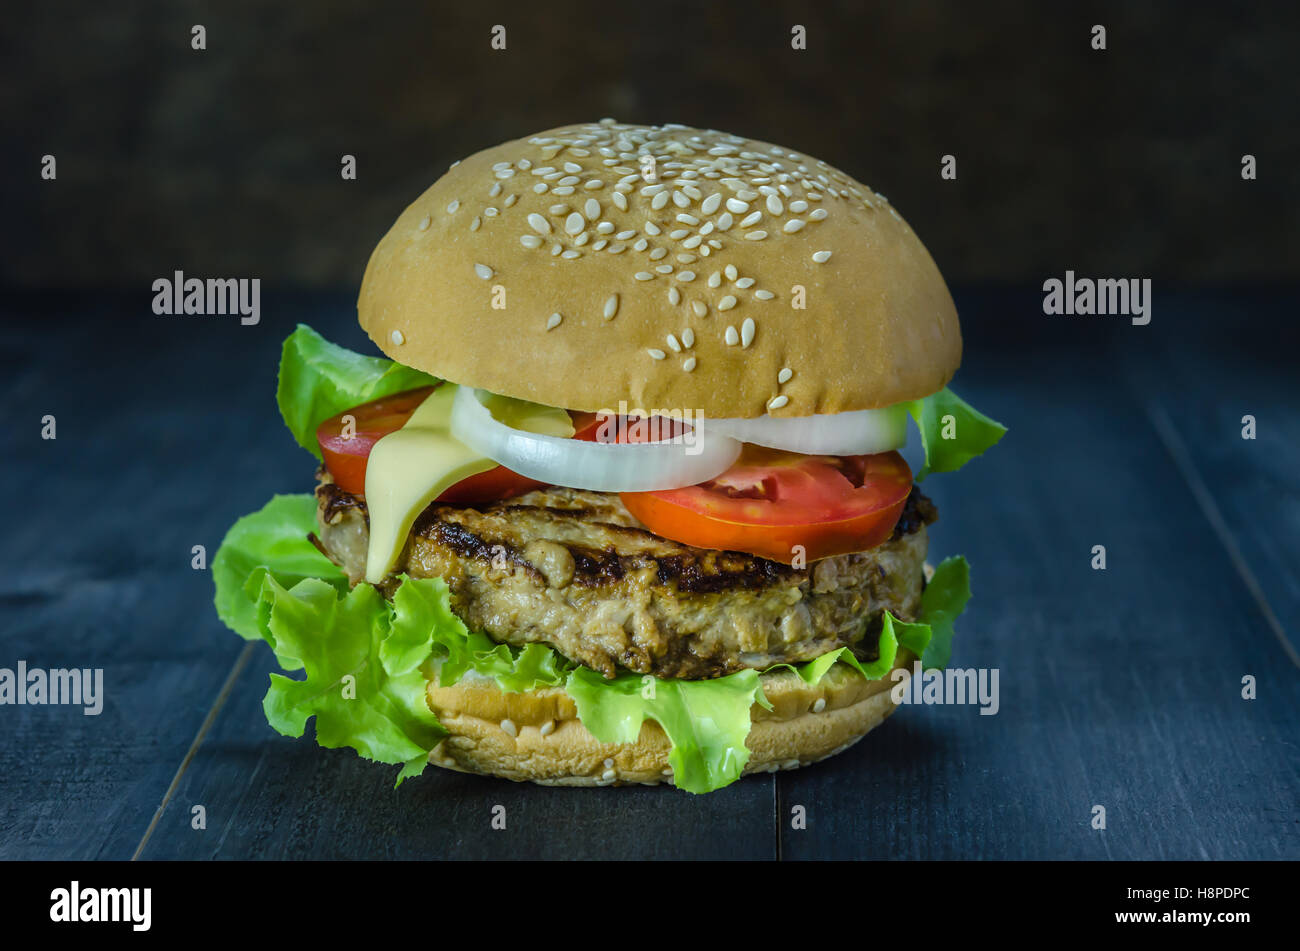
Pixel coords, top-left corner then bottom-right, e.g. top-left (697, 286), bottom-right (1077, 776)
top-left (778, 291), bottom-right (1300, 860)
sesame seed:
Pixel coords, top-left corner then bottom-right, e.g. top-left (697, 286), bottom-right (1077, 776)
top-left (813, 697), bottom-right (826, 713)
top-left (741, 317), bottom-right (756, 347)
top-left (500, 719), bottom-right (518, 738)
top-left (725, 198), bottom-right (749, 213)
top-left (645, 221), bottom-right (662, 236)
top-left (527, 213), bottom-right (551, 234)
top-left (642, 183), bottom-right (666, 195)
top-left (484, 207), bottom-right (499, 217)
top-left (561, 249), bottom-right (581, 259)
top-left (470, 216), bottom-right (481, 231)
top-left (783, 219), bottom-right (806, 233)
top-left (612, 191), bottom-right (628, 211)
top-left (682, 327), bottom-right (695, 348)
top-left (655, 264), bottom-right (673, 274)
top-left (552, 186), bottom-right (574, 196)
top-left (446, 199), bottom-right (460, 214)
top-left (546, 313), bottom-right (563, 330)
top-left (676, 213), bottom-right (700, 226)
top-left (737, 189), bottom-right (759, 201)
top-left (812, 250), bottom-right (833, 263)
top-left (767, 394), bottom-right (789, 410)
top-left (683, 356), bottom-right (697, 372)
top-left (740, 211), bottom-right (763, 227)
top-left (596, 221), bottom-right (615, 234)
top-left (672, 191), bottom-right (690, 208)
top-left (716, 212), bottom-right (734, 231)
top-left (592, 239), bottom-right (608, 250)
top-left (503, 195), bottom-right (518, 207)
top-left (585, 198), bottom-right (601, 219)
top-left (565, 212), bottom-right (584, 234)
top-left (602, 768), bottom-right (617, 781)
top-left (563, 162), bottom-right (581, 173)
top-left (533, 183), bottom-right (548, 194)
top-left (669, 229), bottom-right (689, 240)
top-left (474, 263), bottom-right (494, 280)
top-left (647, 348), bottom-right (666, 360)
top-left (667, 333), bottom-right (682, 352)
top-left (790, 199), bottom-right (809, 212)
top-left (754, 289), bottom-right (775, 300)
top-left (649, 247), bottom-right (667, 260)
top-left (809, 208), bottom-right (828, 221)
top-left (724, 325), bottom-right (740, 346)
top-left (540, 719), bottom-right (555, 737)
top-left (651, 191), bottom-right (670, 210)
top-left (417, 215), bottom-right (431, 231)
top-left (678, 271), bottom-right (696, 282)
top-left (766, 195), bottom-right (784, 215)
top-left (520, 234), bottom-right (543, 249)
top-left (701, 193), bottom-right (722, 214)
top-left (719, 294), bottom-right (738, 311)
top-left (616, 230), bottom-right (636, 240)
top-left (778, 367), bottom-right (793, 384)
top-left (390, 330), bottom-right (405, 345)
top-left (584, 179), bottom-right (604, 190)
top-left (682, 235), bottom-right (703, 249)
top-left (635, 271), bottom-right (654, 281)
top-left (724, 264), bottom-right (738, 281)
top-left (604, 294), bottom-right (619, 319)
top-left (699, 221), bottom-right (715, 235)
top-left (692, 300), bottom-right (708, 317)
top-left (608, 244), bottom-right (626, 254)
top-left (635, 238), bottom-right (650, 252)
top-left (744, 230), bottom-right (768, 241)
top-left (677, 253), bottom-right (697, 264)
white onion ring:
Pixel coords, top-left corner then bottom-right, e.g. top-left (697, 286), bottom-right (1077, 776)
top-left (450, 386), bottom-right (741, 492)
top-left (695, 405), bottom-right (908, 456)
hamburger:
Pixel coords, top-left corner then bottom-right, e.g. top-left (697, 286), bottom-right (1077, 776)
top-left (213, 120), bottom-right (1005, 793)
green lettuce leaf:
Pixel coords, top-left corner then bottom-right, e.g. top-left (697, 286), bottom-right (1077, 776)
top-left (565, 667), bottom-right (765, 794)
top-left (277, 323), bottom-right (439, 459)
top-left (260, 575), bottom-right (447, 784)
top-left (906, 387), bottom-right (1006, 480)
top-left (211, 494), bottom-right (346, 645)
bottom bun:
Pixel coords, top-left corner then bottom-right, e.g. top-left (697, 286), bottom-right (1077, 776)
top-left (425, 649), bottom-right (915, 788)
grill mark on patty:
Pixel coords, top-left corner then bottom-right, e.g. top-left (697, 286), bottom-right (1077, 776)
top-left (655, 553), bottom-right (794, 593)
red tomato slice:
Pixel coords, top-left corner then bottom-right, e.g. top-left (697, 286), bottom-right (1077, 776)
top-left (619, 446), bottom-right (913, 564)
top-left (317, 386), bottom-right (437, 495)
top-left (316, 388), bottom-right (603, 502)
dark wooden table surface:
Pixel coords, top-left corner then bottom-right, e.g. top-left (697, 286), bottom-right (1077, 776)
top-left (2, 286), bottom-right (1296, 861)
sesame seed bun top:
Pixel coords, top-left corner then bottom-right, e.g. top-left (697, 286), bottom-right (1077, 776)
top-left (358, 120), bottom-right (961, 418)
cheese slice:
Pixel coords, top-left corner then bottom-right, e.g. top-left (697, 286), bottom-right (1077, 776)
top-left (362, 384), bottom-right (574, 584)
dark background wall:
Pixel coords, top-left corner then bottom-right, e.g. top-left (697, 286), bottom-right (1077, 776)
top-left (2, 0), bottom-right (1296, 288)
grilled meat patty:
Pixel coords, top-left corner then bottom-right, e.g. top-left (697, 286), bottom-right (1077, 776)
top-left (313, 476), bottom-right (936, 681)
